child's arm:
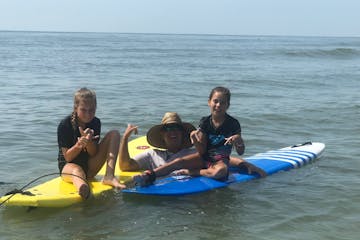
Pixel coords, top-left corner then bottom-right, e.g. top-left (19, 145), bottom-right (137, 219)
top-left (225, 134), bottom-right (245, 155)
top-left (234, 134), bottom-right (245, 155)
top-left (190, 129), bottom-right (207, 155)
top-left (118, 124), bottom-right (141, 171)
top-left (61, 138), bottom-right (86, 162)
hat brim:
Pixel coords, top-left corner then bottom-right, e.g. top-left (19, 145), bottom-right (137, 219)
top-left (147, 122), bottom-right (196, 149)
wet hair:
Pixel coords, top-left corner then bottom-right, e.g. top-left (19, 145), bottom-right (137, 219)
top-left (71, 88), bottom-right (97, 130)
top-left (209, 86), bottom-right (231, 105)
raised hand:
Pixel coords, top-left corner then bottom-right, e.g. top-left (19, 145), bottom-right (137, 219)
top-left (78, 126), bottom-right (98, 149)
top-left (190, 129), bottom-right (201, 144)
top-left (224, 134), bottom-right (240, 145)
top-left (124, 124), bottom-right (138, 139)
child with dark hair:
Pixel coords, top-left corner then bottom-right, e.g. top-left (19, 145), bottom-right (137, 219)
top-left (133, 87), bottom-right (265, 186)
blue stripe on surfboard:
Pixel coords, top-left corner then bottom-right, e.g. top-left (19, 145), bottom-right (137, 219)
top-left (289, 150), bottom-right (317, 160)
top-left (246, 149), bottom-right (317, 167)
top-left (254, 148), bottom-right (317, 156)
top-left (242, 159), bottom-right (295, 175)
top-left (247, 157), bottom-right (300, 167)
top-left (253, 150), bottom-right (316, 160)
top-left (272, 149), bottom-right (317, 158)
top-left (248, 154), bottom-right (310, 166)
top-left (272, 150), bottom-right (316, 160)
top-left (246, 155), bottom-right (307, 167)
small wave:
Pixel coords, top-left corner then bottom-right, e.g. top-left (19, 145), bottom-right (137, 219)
top-left (283, 48), bottom-right (360, 59)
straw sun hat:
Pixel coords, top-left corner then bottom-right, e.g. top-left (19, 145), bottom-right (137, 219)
top-left (146, 112), bottom-right (196, 149)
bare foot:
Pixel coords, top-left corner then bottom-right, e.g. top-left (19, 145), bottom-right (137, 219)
top-left (102, 175), bottom-right (126, 189)
top-left (79, 183), bottom-right (90, 200)
top-left (238, 162), bottom-right (267, 177)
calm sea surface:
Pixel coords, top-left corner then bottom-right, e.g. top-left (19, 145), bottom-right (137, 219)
top-left (0, 31), bottom-right (359, 240)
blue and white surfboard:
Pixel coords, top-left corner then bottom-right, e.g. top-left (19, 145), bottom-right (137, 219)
top-left (123, 140), bottom-right (325, 196)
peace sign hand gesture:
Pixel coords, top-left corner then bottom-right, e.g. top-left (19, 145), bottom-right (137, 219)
top-left (77, 127), bottom-right (99, 149)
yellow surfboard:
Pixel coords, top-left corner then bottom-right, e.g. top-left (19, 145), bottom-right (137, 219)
top-left (0, 136), bottom-right (152, 208)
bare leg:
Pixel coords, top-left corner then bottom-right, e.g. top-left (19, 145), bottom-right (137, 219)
top-left (177, 160), bottom-right (229, 180)
top-left (61, 163), bottom-right (90, 199)
top-left (88, 130), bottom-right (125, 189)
top-left (230, 156), bottom-right (267, 177)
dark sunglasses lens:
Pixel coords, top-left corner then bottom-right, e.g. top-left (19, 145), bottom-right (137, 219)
top-left (163, 124), bottom-right (183, 132)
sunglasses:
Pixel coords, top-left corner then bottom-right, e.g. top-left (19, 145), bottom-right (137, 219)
top-left (162, 124), bottom-right (184, 132)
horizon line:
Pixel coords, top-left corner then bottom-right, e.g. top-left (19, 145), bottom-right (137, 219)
top-left (1, 29), bottom-right (359, 39)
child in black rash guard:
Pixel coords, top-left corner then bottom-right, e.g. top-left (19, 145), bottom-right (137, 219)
top-left (57, 87), bottom-right (125, 199)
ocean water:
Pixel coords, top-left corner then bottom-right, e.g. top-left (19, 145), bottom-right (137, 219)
top-left (0, 31), bottom-right (359, 240)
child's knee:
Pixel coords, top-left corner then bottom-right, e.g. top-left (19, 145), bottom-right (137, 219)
top-left (72, 166), bottom-right (85, 177)
top-left (107, 129), bottom-right (121, 141)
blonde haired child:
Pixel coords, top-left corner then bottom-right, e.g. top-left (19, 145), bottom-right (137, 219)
top-left (57, 87), bottom-right (124, 199)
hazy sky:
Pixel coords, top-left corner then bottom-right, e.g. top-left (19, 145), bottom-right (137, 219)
top-left (0, 0), bottom-right (359, 37)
